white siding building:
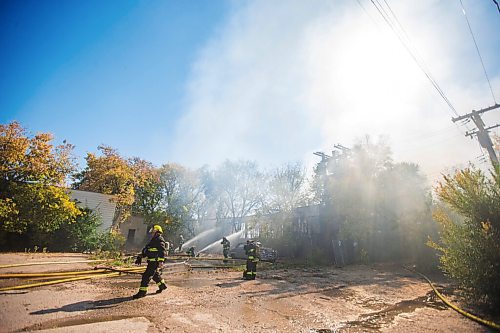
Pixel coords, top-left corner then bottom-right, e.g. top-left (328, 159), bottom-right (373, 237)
top-left (69, 189), bottom-right (117, 231)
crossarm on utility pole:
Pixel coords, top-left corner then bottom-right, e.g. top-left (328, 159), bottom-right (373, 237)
top-left (452, 103), bottom-right (499, 122)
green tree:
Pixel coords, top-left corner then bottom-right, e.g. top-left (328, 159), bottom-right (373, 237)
top-left (158, 164), bottom-right (205, 236)
top-left (132, 165), bottom-right (167, 226)
top-left (73, 145), bottom-right (137, 223)
top-left (326, 139), bottom-right (394, 259)
top-left (0, 122), bottom-right (81, 240)
top-left (311, 138), bottom-right (435, 263)
top-left (132, 162), bottom-right (209, 237)
top-left (47, 209), bottom-right (102, 252)
top-left (431, 166), bottom-right (500, 307)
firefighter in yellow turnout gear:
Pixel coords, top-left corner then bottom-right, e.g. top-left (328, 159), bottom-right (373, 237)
top-left (133, 225), bottom-right (168, 299)
top-left (221, 237), bottom-right (230, 263)
top-left (243, 240), bottom-right (260, 280)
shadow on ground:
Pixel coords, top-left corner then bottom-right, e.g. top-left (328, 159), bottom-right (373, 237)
top-left (30, 296), bottom-right (133, 314)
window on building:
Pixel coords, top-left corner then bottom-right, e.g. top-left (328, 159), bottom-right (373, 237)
top-left (127, 229), bottom-right (136, 244)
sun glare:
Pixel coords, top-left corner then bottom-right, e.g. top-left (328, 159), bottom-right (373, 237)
top-left (305, 17), bottom-right (425, 145)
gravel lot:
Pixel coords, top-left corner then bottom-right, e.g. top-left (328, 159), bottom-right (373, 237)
top-left (0, 253), bottom-right (492, 332)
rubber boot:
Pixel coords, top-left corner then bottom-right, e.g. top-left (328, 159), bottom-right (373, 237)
top-left (132, 290), bottom-right (147, 299)
top-left (156, 283), bottom-right (167, 294)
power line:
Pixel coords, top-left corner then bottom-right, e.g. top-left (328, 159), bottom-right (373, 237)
top-left (458, 0), bottom-right (497, 104)
top-left (368, 0), bottom-right (460, 117)
top-left (355, 0), bottom-right (379, 26)
top-left (492, 0), bottom-right (500, 14)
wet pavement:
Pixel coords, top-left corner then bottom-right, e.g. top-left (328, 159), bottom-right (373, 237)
top-left (0, 253), bottom-right (492, 333)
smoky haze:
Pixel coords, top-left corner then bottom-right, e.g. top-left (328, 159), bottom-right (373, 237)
top-left (168, 0), bottom-right (500, 181)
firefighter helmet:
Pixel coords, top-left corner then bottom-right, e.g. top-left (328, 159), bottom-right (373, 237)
top-left (150, 225), bottom-right (163, 234)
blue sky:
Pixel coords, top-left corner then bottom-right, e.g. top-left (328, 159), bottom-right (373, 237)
top-left (1, 0), bottom-right (499, 181)
top-left (1, 0), bottom-right (229, 164)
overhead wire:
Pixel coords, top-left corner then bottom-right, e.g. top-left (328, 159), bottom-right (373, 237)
top-left (492, 0), bottom-right (500, 14)
top-left (363, 0), bottom-right (500, 163)
top-left (458, 0), bottom-right (497, 104)
top-left (394, 123), bottom-right (461, 144)
top-left (368, 0), bottom-right (461, 118)
top-left (355, 0), bottom-right (379, 26)
top-left (352, 1), bottom-right (473, 180)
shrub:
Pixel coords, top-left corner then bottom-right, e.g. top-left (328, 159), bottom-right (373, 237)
top-left (40, 209), bottom-right (125, 253)
top-left (97, 228), bottom-right (125, 252)
top-left (54, 209), bottom-right (102, 252)
top-left (430, 166), bottom-right (500, 308)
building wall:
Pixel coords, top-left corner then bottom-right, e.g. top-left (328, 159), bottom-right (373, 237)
top-left (69, 189), bottom-right (116, 230)
top-left (119, 215), bottom-right (149, 250)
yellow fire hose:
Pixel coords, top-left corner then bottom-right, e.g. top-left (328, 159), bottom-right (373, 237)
top-left (0, 266), bottom-right (146, 279)
top-left (0, 267), bottom-right (144, 281)
top-left (0, 270), bottom-right (110, 278)
top-left (23, 275), bottom-right (109, 282)
top-left (167, 256), bottom-right (245, 261)
top-left (0, 263), bottom-right (190, 291)
top-left (0, 272), bottom-right (122, 292)
top-left (188, 265), bottom-right (239, 269)
top-left (404, 267), bottom-right (500, 330)
top-left (0, 259), bottom-right (110, 269)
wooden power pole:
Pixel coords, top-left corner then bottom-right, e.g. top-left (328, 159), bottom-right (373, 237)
top-left (452, 103), bottom-right (500, 166)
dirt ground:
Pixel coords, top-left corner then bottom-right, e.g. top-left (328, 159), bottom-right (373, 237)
top-left (0, 253), bottom-right (494, 332)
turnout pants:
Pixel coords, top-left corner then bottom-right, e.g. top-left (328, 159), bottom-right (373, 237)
top-left (139, 261), bottom-right (166, 292)
top-left (244, 259), bottom-right (257, 279)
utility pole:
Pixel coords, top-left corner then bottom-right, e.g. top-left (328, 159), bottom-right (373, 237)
top-left (313, 151), bottom-right (332, 206)
top-left (452, 103), bottom-right (499, 166)
top-left (313, 145), bottom-right (351, 205)
top-left (333, 144), bottom-right (350, 154)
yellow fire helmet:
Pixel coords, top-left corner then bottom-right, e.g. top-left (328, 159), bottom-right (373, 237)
top-left (150, 225), bottom-right (163, 234)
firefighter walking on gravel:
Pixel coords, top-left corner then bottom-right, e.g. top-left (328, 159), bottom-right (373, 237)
top-left (133, 225), bottom-right (168, 299)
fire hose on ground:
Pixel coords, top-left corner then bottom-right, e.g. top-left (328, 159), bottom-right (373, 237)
top-left (0, 261), bottom-right (191, 292)
top-left (0, 268), bottom-right (123, 279)
top-left (0, 259), bottom-right (111, 269)
top-left (0, 256), bottom-right (247, 292)
top-left (404, 266), bottom-right (500, 331)
top-left (0, 272), bottom-right (123, 292)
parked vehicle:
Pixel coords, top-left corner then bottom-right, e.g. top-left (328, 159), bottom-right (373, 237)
top-left (229, 242), bottom-right (278, 262)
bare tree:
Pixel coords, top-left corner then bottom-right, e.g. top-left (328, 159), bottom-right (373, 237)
top-left (213, 160), bottom-right (264, 232)
top-left (264, 162), bottom-right (308, 213)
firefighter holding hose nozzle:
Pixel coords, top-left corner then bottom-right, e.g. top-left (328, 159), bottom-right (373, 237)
top-left (133, 225), bottom-right (168, 299)
top-left (221, 237), bottom-right (230, 263)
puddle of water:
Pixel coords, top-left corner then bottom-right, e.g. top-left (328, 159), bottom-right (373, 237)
top-left (21, 315), bottom-right (141, 331)
top-left (114, 281), bottom-right (138, 288)
top-left (338, 291), bottom-right (447, 331)
top-left (322, 287), bottom-right (353, 299)
top-left (168, 278), bottom-right (213, 288)
top-left (116, 274), bottom-right (217, 290)
top-left (422, 291), bottom-right (448, 310)
top-left (216, 281), bottom-right (244, 288)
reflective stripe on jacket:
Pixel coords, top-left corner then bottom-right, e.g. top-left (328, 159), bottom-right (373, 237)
top-left (141, 234), bottom-right (166, 262)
